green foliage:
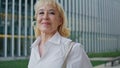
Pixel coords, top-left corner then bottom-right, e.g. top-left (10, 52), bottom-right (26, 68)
top-left (0, 59), bottom-right (105, 67)
top-left (0, 60), bottom-right (28, 68)
top-left (88, 51), bottom-right (120, 58)
top-left (91, 61), bottom-right (105, 66)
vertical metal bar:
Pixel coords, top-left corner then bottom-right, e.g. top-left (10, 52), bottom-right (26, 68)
top-left (99, 0), bottom-right (102, 52)
top-left (64, 0), bottom-right (67, 12)
top-left (94, 0), bottom-right (97, 53)
top-left (24, 0), bottom-right (28, 56)
top-left (88, 0), bottom-right (92, 52)
top-left (107, 0), bottom-right (109, 52)
top-left (101, 0), bottom-right (104, 52)
top-left (18, 0), bottom-right (21, 56)
top-left (83, 0), bottom-right (86, 51)
top-left (109, 0), bottom-right (111, 51)
top-left (68, 0), bottom-right (70, 28)
top-left (72, 0), bottom-right (75, 40)
top-left (80, 0), bottom-right (84, 46)
top-left (61, 0), bottom-right (63, 7)
top-left (108, 0), bottom-right (110, 52)
top-left (78, 0), bottom-right (81, 43)
top-left (87, 0), bottom-right (91, 52)
top-left (114, 2), bottom-right (116, 51)
top-left (90, 0), bottom-right (93, 52)
top-left (84, 0), bottom-right (88, 52)
top-left (92, 0), bottom-right (95, 52)
top-left (115, 1), bottom-right (118, 51)
top-left (93, 0), bottom-right (95, 52)
top-left (110, 0), bottom-right (112, 51)
top-left (4, 0), bottom-right (8, 57)
top-left (88, 0), bottom-right (90, 52)
top-left (30, 0), bottom-right (34, 46)
top-left (69, 0), bottom-right (72, 38)
top-left (105, 0), bottom-right (108, 52)
top-left (75, 0), bottom-right (77, 42)
top-left (11, 0), bottom-right (15, 57)
top-left (82, 0), bottom-right (85, 49)
top-left (68, 0), bottom-right (71, 28)
top-left (97, 0), bottom-right (100, 53)
top-left (92, 0), bottom-right (95, 53)
top-left (89, 0), bottom-right (92, 52)
top-left (67, 0), bottom-right (70, 36)
top-left (112, 6), bottom-right (114, 51)
top-left (74, 0), bottom-right (77, 43)
top-left (111, 0), bottom-right (114, 51)
top-left (103, 0), bottom-right (106, 52)
top-left (85, 0), bottom-right (89, 52)
top-left (82, 0), bottom-right (83, 45)
top-left (100, 0), bottom-right (102, 52)
top-left (102, 0), bottom-right (106, 52)
top-left (76, 0), bottom-right (79, 42)
top-left (64, 0), bottom-right (68, 27)
top-left (82, 0), bottom-right (84, 47)
top-left (101, 0), bottom-right (103, 52)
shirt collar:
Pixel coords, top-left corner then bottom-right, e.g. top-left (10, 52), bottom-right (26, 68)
top-left (31, 36), bottom-right (41, 48)
top-left (31, 32), bottom-right (61, 48)
top-left (48, 31), bottom-right (61, 45)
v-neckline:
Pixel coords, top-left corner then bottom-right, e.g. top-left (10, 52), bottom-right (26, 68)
top-left (38, 45), bottom-right (45, 58)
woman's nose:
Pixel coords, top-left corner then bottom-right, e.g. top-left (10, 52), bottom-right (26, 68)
top-left (43, 13), bottom-right (49, 20)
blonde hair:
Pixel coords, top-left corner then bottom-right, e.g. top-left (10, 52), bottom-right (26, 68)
top-left (34, 0), bottom-right (70, 38)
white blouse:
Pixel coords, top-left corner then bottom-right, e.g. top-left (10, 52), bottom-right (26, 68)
top-left (28, 32), bottom-right (93, 68)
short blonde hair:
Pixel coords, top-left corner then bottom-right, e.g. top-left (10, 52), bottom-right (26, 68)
top-left (34, 0), bottom-right (70, 38)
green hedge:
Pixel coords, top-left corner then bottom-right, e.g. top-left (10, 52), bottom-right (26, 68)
top-left (88, 51), bottom-right (120, 58)
top-left (0, 60), bottom-right (28, 68)
top-left (0, 59), bottom-right (104, 68)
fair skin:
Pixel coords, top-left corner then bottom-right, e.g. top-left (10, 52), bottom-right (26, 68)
top-left (36, 4), bottom-right (62, 57)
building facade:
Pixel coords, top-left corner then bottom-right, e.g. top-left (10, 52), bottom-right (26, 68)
top-left (0, 0), bottom-right (120, 57)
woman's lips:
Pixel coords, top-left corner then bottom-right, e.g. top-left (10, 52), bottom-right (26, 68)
top-left (42, 22), bottom-right (50, 25)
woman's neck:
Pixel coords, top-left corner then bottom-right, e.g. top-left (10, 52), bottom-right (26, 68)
top-left (40, 31), bottom-right (56, 45)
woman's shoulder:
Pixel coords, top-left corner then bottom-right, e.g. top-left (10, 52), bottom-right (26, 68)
top-left (73, 42), bottom-right (84, 48)
top-left (60, 37), bottom-right (72, 45)
top-left (61, 37), bottom-right (84, 50)
top-left (72, 42), bottom-right (84, 52)
top-left (61, 37), bottom-right (83, 46)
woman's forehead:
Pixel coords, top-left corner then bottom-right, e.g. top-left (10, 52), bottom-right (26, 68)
top-left (38, 4), bottom-right (58, 11)
top-left (39, 2), bottom-right (57, 8)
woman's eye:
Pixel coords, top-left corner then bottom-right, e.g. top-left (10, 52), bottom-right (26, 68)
top-left (39, 12), bottom-right (44, 14)
top-left (49, 12), bottom-right (55, 15)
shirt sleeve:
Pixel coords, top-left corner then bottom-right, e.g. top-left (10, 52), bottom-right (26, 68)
top-left (66, 43), bottom-right (93, 68)
top-left (28, 48), bottom-right (34, 68)
top-left (28, 48), bottom-right (38, 68)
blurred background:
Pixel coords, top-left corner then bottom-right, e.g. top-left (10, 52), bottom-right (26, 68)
top-left (0, 0), bottom-right (120, 68)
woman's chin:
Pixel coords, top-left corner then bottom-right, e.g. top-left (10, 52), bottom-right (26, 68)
top-left (40, 30), bottom-right (51, 33)
top-left (40, 29), bottom-right (57, 34)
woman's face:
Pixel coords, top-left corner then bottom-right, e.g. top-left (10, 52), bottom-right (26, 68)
top-left (36, 4), bottom-right (61, 34)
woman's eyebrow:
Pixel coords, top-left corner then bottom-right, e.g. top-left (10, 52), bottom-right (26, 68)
top-left (39, 9), bottom-right (44, 11)
top-left (38, 8), bottom-right (55, 12)
top-left (48, 9), bottom-right (55, 12)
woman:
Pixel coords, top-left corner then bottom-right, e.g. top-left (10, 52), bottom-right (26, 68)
top-left (28, 0), bottom-right (92, 68)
